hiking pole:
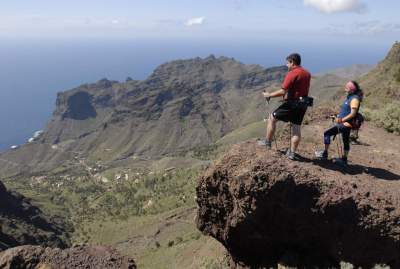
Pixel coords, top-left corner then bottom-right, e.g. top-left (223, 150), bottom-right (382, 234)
top-left (288, 122), bottom-right (292, 153)
top-left (336, 125), bottom-right (344, 158)
top-left (339, 132), bottom-right (344, 158)
top-left (330, 116), bottom-right (342, 159)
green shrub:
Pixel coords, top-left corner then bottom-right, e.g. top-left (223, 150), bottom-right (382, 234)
top-left (379, 102), bottom-right (400, 134)
top-left (191, 232), bottom-right (201, 240)
top-left (365, 102), bottom-right (400, 134)
top-left (361, 108), bottom-right (374, 121)
top-left (175, 236), bottom-right (183, 244)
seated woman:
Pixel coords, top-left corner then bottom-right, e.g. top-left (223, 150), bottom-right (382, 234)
top-left (315, 81), bottom-right (363, 165)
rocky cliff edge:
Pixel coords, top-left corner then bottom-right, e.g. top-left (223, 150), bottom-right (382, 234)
top-left (196, 141), bottom-right (400, 268)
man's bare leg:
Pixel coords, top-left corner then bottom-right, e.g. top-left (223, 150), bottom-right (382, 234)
top-left (291, 124), bottom-right (301, 152)
top-left (266, 114), bottom-right (277, 142)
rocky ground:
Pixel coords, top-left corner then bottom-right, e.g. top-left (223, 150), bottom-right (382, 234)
top-left (196, 118), bottom-right (400, 268)
top-left (0, 245), bottom-right (136, 269)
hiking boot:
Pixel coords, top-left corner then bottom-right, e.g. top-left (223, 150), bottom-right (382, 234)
top-left (257, 139), bottom-right (272, 149)
top-left (286, 149), bottom-right (297, 160)
top-left (333, 157), bottom-right (348, 166)
top-left (315, 150), bottom-right (328, 160)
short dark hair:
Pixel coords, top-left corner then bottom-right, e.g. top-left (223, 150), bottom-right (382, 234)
top-left (286, 53), bottom-right (301, 66)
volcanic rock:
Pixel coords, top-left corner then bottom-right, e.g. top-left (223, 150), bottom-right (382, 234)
top-left (0, 245), bottom-right (136, 269)
top-left (196, 141), bottom-right (400, 268)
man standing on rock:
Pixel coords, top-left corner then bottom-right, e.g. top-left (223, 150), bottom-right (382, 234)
top-left (258, 53), bottom-right (311, 160)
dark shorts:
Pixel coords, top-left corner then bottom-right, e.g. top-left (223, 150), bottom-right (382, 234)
top-left (272, 101), bottom-right (307, 125)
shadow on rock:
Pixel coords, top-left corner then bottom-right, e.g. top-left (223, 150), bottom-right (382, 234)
top-left (310, 158), bottom-right (400, 180)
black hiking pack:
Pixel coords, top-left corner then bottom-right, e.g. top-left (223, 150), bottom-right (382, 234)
top-left (349, 112), bottom-right (364, 130)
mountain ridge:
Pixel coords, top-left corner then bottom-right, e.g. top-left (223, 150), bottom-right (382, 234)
top-left (0, 55), bottom-right (287, 177)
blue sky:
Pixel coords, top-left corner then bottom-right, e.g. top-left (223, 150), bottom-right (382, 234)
top-left (1, 0), bottom-right (399, 43)
top-left (1, 0), bottom-right (398, 150)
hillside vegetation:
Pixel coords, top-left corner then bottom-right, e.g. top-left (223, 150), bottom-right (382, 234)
top-left (360, 42), bottom-right (400, 134)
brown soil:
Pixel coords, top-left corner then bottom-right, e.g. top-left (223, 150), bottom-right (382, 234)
top-left (196, 121), bottom-right (400, 268)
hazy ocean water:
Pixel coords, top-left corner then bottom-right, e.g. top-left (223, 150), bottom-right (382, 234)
top-left (0, 38), bottom-right (390, 151)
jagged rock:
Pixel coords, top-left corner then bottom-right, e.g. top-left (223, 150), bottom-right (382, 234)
top-left (196, 141), bottom-right (400, 268)
top-left (97, 78), bottom-right (117, 88)
top-left (0, 245), bottom-right (136, 269)
top-left (0, 181), bottom-right (70, 251)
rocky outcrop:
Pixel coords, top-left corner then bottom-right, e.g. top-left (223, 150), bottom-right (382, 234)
top-left (196, 142), bottom-right (400, 268)
top-left (0, 181), bottom-right (70, 251)
top-left (0, 245), bottom-right (136, 269)
top-left (62, 91), bottom-right (97, 120)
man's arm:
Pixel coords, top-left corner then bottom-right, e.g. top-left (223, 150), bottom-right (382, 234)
top-left (262, 71), bottom-right (292, 99)
top-left (262, 89), bottom-right (286, 99)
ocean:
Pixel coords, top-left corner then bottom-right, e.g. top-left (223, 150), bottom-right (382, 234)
top-left (0, 38), bottom-right (390, 151)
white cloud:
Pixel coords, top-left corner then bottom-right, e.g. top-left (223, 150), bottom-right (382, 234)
top-left (111, 19), bottom-right (120, 25)
top-left (185, 17), bottom-right (205, 27)
top-left (304, 0), bottom-right (367, 13)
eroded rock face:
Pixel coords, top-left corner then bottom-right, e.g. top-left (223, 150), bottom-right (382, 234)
top-left (0, 245), bottom-right (136, 269)
top-left (196, 142), bottom-right (400, 268)
top-left (62, 91), bottom-right (97, 120)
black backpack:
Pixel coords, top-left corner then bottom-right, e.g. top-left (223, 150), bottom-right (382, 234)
top-left (350, 112), bottom-right (364, 130)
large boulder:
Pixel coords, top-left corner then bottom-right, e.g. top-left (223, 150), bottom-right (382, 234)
top-left (0, 245), bottom-right (136, 269)
top-left (196, 141), bottom-right (400, 268)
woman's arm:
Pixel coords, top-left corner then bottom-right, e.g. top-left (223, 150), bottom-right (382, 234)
top-left (341, 98), bottom-right (360, 122)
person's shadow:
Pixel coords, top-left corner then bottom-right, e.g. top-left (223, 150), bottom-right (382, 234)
top-left (301, 155), bottom-right (400, 180)
top-left (278, 150), bottom-right (400, 181)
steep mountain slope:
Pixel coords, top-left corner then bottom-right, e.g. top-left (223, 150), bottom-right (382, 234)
top-left (0, 56), bottom-right (286, 176)
top-left (0, 181), bottom-right (70, 250)
top-left (360, 42), bottom-right (400, 107)
top-left (357, 42), bottom-right (400, 134)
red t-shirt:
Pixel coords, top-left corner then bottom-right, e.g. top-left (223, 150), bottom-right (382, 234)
top-left (281, 66), bottom-right (311, 100)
